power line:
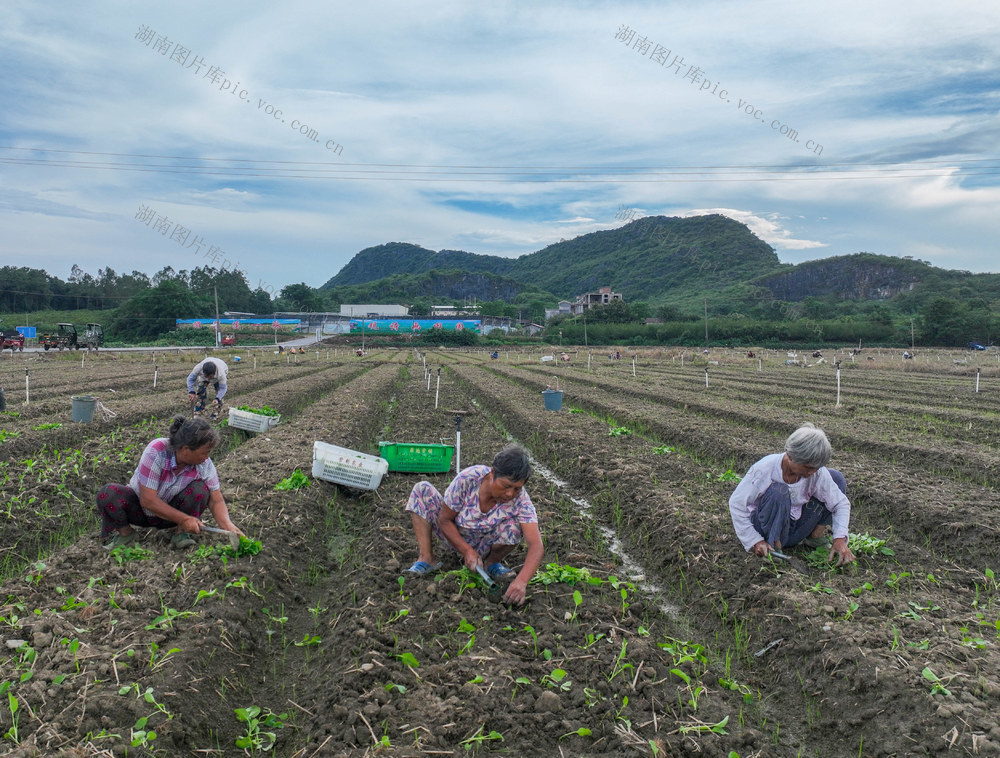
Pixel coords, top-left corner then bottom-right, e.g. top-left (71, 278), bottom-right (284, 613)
top-left (2, 146), bottom-right (997, 183)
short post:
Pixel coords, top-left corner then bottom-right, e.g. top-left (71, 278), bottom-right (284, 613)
top-left (454, 416), bottom-right (462, 473)
top-left (286, 355), bottom-right (290, 365)
top-left (588, 352), bottom-right (592, 371)
top-left (704, 368), bottom-right (709, 388)
top-left (435, 368), bottom-right (441, 409)
top-left (632, 357), bottom-right (636, 377)
top-left (836, 368), bottom-right (842, 407)
top-left (153, 365), bottom-right (158, 388)
top-left (975, 367), bottom-right (980, 393)
top-left (253, 355), bottom-right (257, 371)
top-left (24, 367), bottom-right (29, 405)
top-left (426, 370), bottom-right (431, 391)
top-left (681, 354), bottom-right (684, 366)
top-left (81, 353), bottom-right (85, 367)
top-left (758, 358), bottom-right (762, 372)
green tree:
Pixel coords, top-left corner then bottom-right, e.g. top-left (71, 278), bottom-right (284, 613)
top-left (107, 280), bottom-right (211, 341)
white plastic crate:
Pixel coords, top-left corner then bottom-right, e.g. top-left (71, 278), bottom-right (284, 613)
top-left (311, 441), bottom-right (388, 491)
top-left (228, 408), bottom-right (281, 433)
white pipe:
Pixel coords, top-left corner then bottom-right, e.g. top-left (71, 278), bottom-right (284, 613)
top-left (435, 374), bottom-right (440, 408)
top-left (25, 368), bottom-right (29, 404)
top-left (455, 430), bottom-right (461, 472)
top-left (153, 366), bottom-right (158, 389)
top-left (836, 368), bottom-right (841, 407)
top-left (976, 369), bottom-right (980, 393)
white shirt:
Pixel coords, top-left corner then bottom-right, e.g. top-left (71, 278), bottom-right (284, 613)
top-left (728, 453), bottom-right (851, 551)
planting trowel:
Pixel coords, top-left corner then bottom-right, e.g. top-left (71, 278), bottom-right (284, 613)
top-left (475, 565), bottom-right (504, 601)
top-left (199, 524), bottom-right (241, 550)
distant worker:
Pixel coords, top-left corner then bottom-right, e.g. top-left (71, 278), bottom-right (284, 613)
top-left (729, 423), bottom-right (854, 567)
top-left (187, 357), bottom-right (229, 421)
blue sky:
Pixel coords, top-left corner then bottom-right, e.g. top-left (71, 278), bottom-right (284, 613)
top-left (2, 0), bottom-right (999, 299)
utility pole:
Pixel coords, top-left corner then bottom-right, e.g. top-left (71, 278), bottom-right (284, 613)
top-left (214, 286), bottom-right (221, 349)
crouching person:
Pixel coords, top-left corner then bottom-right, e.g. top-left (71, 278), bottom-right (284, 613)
top-left (404, 445), bottom-right (544, 605)
top-left (96, 416), bottom-right (243, 549)
top-left (729, 423), bottom-right (854, 566)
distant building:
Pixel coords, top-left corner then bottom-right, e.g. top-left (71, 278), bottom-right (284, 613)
top-left (544, 300), bottom-right (574, 321)
top-left (431, 304), bottom-right (480, 317)
top-left (340, 304), bottom-right (409, 318)
top-left (571, 287), bottom-right (623, 316)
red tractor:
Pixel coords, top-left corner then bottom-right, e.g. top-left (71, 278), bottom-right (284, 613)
top-left (221, 334), bottom-right (236, 346)
top-left (1, 330), bottom-right (25, 351)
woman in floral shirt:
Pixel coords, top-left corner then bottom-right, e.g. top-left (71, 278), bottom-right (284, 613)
top-left (96, 416), bottom-right (242, 549)
top-left (404, 445), bottom-right (544, 605)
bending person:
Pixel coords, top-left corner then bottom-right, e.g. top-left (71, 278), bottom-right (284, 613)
top-left (186, 357), bottom-right (229, 420)
top-left (729, 423), bottom-right (854, 566)
top-left (96, 416), bottom-right (243, 549)
top-left (404, 445), bottom-right (544, 605)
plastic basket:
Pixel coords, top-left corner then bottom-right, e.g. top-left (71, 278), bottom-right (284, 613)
top-left (378, 442), bottom-right (455, 473)
top-left (228, 408), bottom-right (281, 433)
top-left (312, 441), bottom-right (388, 490)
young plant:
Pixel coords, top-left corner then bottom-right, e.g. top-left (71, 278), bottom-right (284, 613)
top-left (274, 469), bottom-right (310, 491)
top-left (921, 667), bottom-right (953, 696)
top-left (459, 725), bottom-right (503, 750)
top-left (542, 668), bottom-right (571, 691)
top-left (234, 705), bottom-right (288, 752)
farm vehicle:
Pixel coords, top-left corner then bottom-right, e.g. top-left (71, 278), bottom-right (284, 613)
top-left (1, 330), bottom-right (25, 351)
top-left (41, 323), bottom-right (104, 351)
top-left (221, 334), bottom-right (237, 346)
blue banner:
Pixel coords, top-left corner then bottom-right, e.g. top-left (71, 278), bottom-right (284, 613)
top-left (349, 319), bottom-right (481, 334)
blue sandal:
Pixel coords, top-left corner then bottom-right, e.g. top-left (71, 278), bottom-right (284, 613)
top-left (486, 562), bottom-right (516, 582)
top-left (406, 560), bottom-right (442, 575)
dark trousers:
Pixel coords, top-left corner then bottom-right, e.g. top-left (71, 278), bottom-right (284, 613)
top-left (95, 480), bottom-right (209, 539)
top-left (751, 469), bottom-right (847, 548)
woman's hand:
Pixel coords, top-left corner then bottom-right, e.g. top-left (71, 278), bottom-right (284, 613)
top-left (462, 549), bottom-right (482, 572)
top-left (504, 578), bottom-right (529, 606)
top-left (752, 540), bottom-right (772, 557)
top-left (179, 515), bottom-right (202, 534)
top-left (829, 538), bottom-right (855, 567)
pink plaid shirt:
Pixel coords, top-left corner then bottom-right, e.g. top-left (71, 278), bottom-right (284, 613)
top-left (129, 438), bottom-right (220, 515)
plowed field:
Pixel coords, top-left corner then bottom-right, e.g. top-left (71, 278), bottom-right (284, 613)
top-left (1, 347), bottom-right (998, 757)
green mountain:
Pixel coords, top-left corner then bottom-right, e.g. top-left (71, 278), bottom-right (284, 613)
top-left (317, 214), bottom-right (1000, 315)
top-left (321, 215), bottom-right (782, 306)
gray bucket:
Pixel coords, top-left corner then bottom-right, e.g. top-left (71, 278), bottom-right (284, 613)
top-left (71, 395), bottom-right (97, 423)
top-left (541, 389), bottom-right (563, 411)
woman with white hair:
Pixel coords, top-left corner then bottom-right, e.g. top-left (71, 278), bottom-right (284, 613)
top-left (729, 423), bottom-right (854, 566)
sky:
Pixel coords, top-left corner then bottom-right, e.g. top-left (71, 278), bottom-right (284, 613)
top-left (2, 0), bottom-right (1000, 301)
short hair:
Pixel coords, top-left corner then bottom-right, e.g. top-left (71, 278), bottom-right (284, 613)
top-left (202, 361), bottom-right (217, 376)
top-left (168, 415), bottom-right (220, 452)
top-left (784, 423), bottom-right (831, 468)
top-left (492, 445), bottom-right (531, 482)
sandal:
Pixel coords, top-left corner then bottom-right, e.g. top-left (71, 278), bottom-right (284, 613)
top-left (802, 536), bottom-right (833, 549)
top-left (406, 560), bottom-right (442, 575)
top-left (172, 532), bottom-right (197, 549)
top-left (104, 532), bottom-right (138, 550)
top-left (486, 563), bottom-right (516, 582)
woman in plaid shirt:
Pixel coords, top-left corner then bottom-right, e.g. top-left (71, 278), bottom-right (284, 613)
top-left (95, 416), bottom-right (243, 549)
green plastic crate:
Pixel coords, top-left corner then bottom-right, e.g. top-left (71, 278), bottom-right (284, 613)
top-left (378, 441), bottom-right (455, 473)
